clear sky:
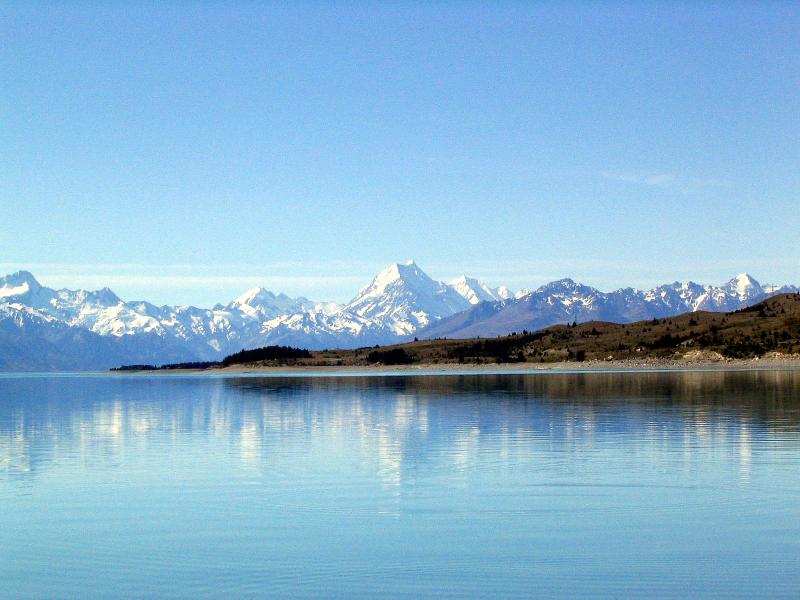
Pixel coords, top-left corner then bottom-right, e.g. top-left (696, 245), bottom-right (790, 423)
top-left (2, 2), bottom-right (798, 306)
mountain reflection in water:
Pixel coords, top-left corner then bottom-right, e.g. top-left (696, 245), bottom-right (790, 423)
top-left (1, 370), bottom-right (799, 599)
top-left (2, 370), bottom-right (798, 480)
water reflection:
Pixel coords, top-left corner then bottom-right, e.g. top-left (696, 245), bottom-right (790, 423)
top-left (2, 371), bottom-right (800, 598)
top-left (2, 370), bottom-right (799, 483)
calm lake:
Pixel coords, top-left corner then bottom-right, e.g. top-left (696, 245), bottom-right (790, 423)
top-left (1, 370), bottom-right (799, 598)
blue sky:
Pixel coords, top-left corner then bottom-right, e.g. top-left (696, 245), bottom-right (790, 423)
top-left (2, 2), bottom-right (798, 305)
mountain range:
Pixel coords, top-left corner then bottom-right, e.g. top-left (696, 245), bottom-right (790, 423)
top-left (0, 262), bottom-right (795, 370)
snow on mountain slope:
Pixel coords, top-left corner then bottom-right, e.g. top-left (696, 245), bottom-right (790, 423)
top-left (225, 287), bottom-right (319, 319)
top-left (0, 271), bottom-right (56, 306)
top-left (495, 286), bottom-right (514, 300)
top-left (0, 278), bottom-right (34, 298)
top-left (643, 280), bottom-right (708, 314)
top-left (449, 275), bottom-right (511, 304)
top-left (261, 270), bottom-right (792, 348)
top-left (2, 266), bottom-right (797, 368)
top-left (728, 273), bottom-right (762, 299)
top-left (243, 262), bottom-right (511, 349)
top-left (0, 271), bottom-right (323, 362)
top-left (345, 261), bottom-right (471, 334)
top-left (257, 310), bottom-right (395, 350)
top-left (419, 273), bottom-right (798, 340)
top-left (0, 302), bottom-right (202, 371)
top-left (250, 262), bottom-right (476, 349)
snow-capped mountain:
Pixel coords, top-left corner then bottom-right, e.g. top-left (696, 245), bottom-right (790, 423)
top-left (256, 261), bottom-right (487, 348)
top-left (0, 265), bottom-right (795, 370)
top-left (0, 263), bottom-right (518, 367)
top-left (0, 300), bottom-right (208, 371)
top-left (641, 273), bottom-right (768, 315)
top-left (449, 275), bottom-right (512, 304)
top-left (419, 273), bottom-right (797, 340)
top-left (513, 288), bottom-right (531, 299)
top-left (0, 271), bottom-right (315, 367)
top-left (259, 310), bottom-right (392, 350)
top-left (347, 261), bottom-right (470, 333)
top-left (223, 287), bottom-right (321, 320)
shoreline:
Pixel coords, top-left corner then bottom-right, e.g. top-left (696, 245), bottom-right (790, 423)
top-left (113, 356), bottom-right (800, 376)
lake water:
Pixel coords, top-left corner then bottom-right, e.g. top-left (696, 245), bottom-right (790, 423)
top-left (1, 370), bottom-right (799, 598)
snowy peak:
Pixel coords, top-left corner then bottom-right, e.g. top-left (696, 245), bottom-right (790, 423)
top-left (362, 260), bottom-right (432, 295)
top-left (0, 270), bottom-right (42, 298)
top-left (539, 277), bottom-right (576, 290)
top-left (353, 261), bottom-right (437, 303)
top-left (0, 272), bottom-right (124, 311)
top-left (514, 288), bottom-right (531, 299)
top-left (2, 266), bottom-right (797, 368)
top-left (496, 286), bottom-right (514, 300)
top-left (227, 286), bottom-right (316, 319)
top-left (449, 275), bottom-right (487, 304)
top-left (346, 261), bottom-right (471, 334)
top-left (60, 287), bottom-right (122, 307)
top-left (0, 270), bottom-right (40, 287)
top-left (537, 278), bottom-right (599, 298)
top-left (448, 275), bottom-right (513, 304)
top-left (232, 287), bottom-right (279, 307)
top-left (724, 273), bottom-right (762, 300)
top-left (255, 263), bottom-right (517, 345)
top-left (421, 271), bottom-right (799, 341)
top-left (449, 275), bottom-right (496, 304)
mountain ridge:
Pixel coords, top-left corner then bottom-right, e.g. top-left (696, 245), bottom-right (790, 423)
top-left (0, 264), bottom-right (795, 370)
top-left (120, 293), bottom-right (800, 371)
top-left (418, 272), bottom-right (796, 340)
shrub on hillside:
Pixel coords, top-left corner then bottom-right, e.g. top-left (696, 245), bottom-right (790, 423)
top-left (366, 348), bottom-right (414, 365)
top-left (222, 345), bottom-right (312, 366)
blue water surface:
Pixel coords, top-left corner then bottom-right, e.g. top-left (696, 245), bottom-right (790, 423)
top-left (1, 370), bottom-right (799, 598)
